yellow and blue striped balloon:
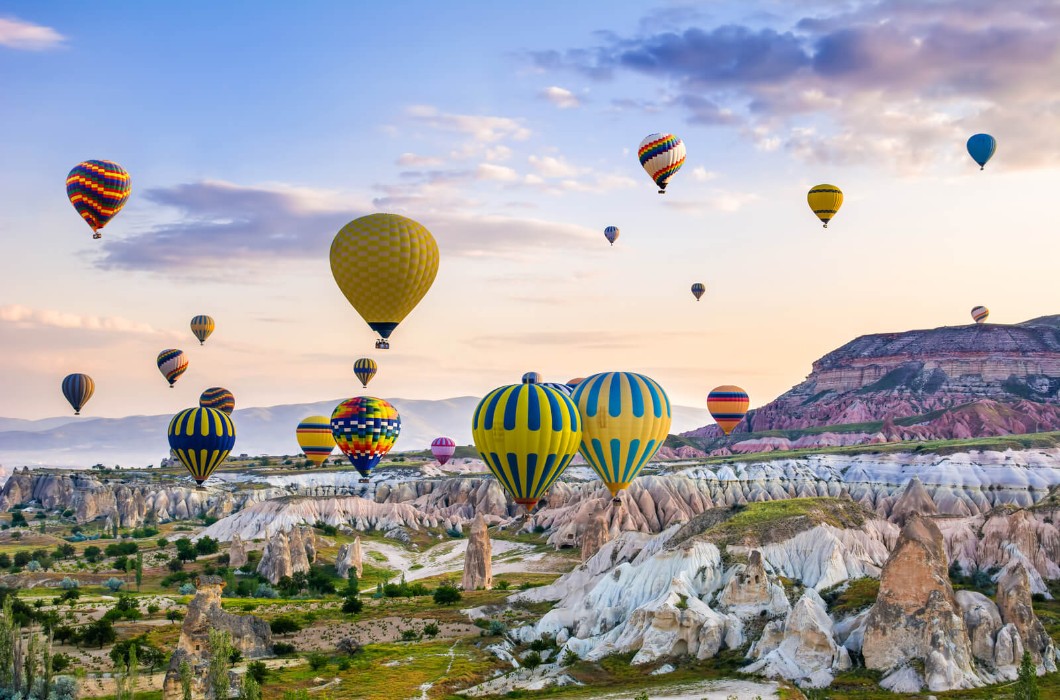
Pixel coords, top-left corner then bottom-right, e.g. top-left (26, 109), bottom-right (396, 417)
top-left (61, 373), bottom-right (95, 415)
top-left (168, 407), bottom-right (236, 486)
top-left (353, 358), bottom-right (378, 388)
top-left (472, 383), bottom-right (581, 509)
top-left (297, 415), bottom-right (336, 467)
top-left (571, 372), bottom-right (672, 500)
top-left (190, 315), bottom-right (215, 345)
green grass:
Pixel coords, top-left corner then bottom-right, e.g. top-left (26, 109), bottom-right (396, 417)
top-left (673, 498), bottom-right (867, 549)
top-left (820, 578), bottom-right (880, 617)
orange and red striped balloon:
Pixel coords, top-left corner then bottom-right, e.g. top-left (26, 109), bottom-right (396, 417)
top-left (707, 385), bottom-right (749, 436)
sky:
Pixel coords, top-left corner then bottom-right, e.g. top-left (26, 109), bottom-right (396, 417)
top-left (1, 1), bottom-right (1058, 421)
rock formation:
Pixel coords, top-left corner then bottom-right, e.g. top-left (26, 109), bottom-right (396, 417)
top-left (255, 525), bottom-right (316, 585)
top-left (462, 514), bottom-right (492, 590)
top-left (995, 561), bottom-right (1054, 665)
top-left (717, 550), bottom-right (790, 619)
top-left (862, 516), bottom-right (980, 691)
top-left (162, 576), bottom-right (272, 700)
top-left (890, 476), bottom-right (938, 526)
top-left (335, 537), bottom-right (362, 579)
top-left (228, 534), bottom-right (248, 570)
top-left (580, 508), bottom-right (612, 562)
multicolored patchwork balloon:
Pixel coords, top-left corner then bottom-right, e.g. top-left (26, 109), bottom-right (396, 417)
top-left (190, 315), bottom-right (215, 345)
top-left (330, 397), bottom-right (401, 481)
top-left (472, 383), bottom-right (581, 509)
top-left (971, 306), bottom-right (990, 324)
top-left (571, 372), bottom-right (671, 501)
top-left (157, 349), bottom-right (188, 388)
top-left (297, 415), bottom-right (337, 467)
top-left (707, 385), bottom-right (749, 436)
top-left (168, 406), bottom-right (236, 486)
top-left (638, 133), bottom-right (685, 193)
top-left (66, 160), bottom-right (132, 239)
top-left (61, 373), bottom-right (95, 415)
top-left (199, 387), bottom-right (235, 415)
top-left (807, 184), bottom-right (843, 228)
top-left (353, 358), bottom-right (378, 388)
top-left (431, 436), bottom-right (456, 466)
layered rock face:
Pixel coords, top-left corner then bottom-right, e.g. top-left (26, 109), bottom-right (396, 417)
top-left (683, 316), bottom-right (1060, 441)
top-left (335, 537), bottom-right (362, 579)
top-left (580, 508), bottom-right (612, 562)
top-left (162, 576), bottom-right (272, 700)
top-left (889, 476), bottom-right (938, 526)
top-left (255, 526), bottom-right (317, 585)
top-left (995, 562), bottom-right (1054, 664)
top-left (462, 514), bottom-right (492, 590)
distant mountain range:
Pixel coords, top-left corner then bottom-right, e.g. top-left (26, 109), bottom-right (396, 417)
top-left (683, 315), bottom-right (1060, 454)
top-left (0, 397), bottom-right (713, 469)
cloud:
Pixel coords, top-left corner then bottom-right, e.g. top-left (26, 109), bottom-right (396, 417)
top-left (691, 167), bottom-right (719, 182)
top-left (541, 86), bottom-right (580, 108)
top-left (93, 180), bottom-right (600, 272)
top-left (0, 17), bottom-right (64, 50)
top-left (0, 305), bottom-right (165, 336)
top-left (396, 153), bottom-right (443, 167)
top-left (537, 2), bottom-right (1060, 169)
top-left (475, 163), bottom-right (519, 182)
top-left (407, 105), bottom-right (530, 143)
top-left (664, 189), bottom-right (761, 214)
top-left (528, 155), bottom-right (584, 179)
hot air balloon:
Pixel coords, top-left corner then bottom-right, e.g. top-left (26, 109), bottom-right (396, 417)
top-left (157, 349), bottom-right (188, 388)
top-left (65, 160), bottom-right (131, 239)
top-left (199, 387), bottom-right (235, 415)
top-left (61, 373), bottom-right (94, 415)
top-left (297, 415), bottom-right (337, 467)
top-left (471, 383), bottom-right (581, 509)
top-left (971, 306), bottom-right (990, 324)
top-left (330, 214), bottom-right (439, 348)
top-left (691, 283), bottom-right (706, 301)
top-left (967, 134), bottom-right (996, 170)
top-left (353, 358), bottom-right (378, 388)
top-left (522, 371), bottom-right (541, 384)
top-left (566, 377), bottom-right (585, 389)
top-left (168, 406), bottom-right (236, 486)
top-left (638, 133), bottom-right (685, 193)
top-left (331, 397), bottom-right (401, 482)
top-left (190, 315), bottom-right (215, 346)
top-left (707, 385), bottom-right (749, 436)
top-left (604, 226), bottom-right (619, 246)
top-left (807, 184), bottom-right (843, 228)
top-left (431, 436), bottom-right (456, 466)
top-left (541, 382), bottom-right (573, 397)
top-left (571, 372), bottom-right (671, 503)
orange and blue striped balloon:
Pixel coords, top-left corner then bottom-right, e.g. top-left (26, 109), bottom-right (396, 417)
top-left (353, 358), bottom-right (378, 388)
top-left (61, 373), bottom-right (95, 415)
top-left (168, 407), bottom-right (236, 485)
top-left (199, 387), bottom-right (235, 415)
top-left (157, 349), bottom-right (188, 388)
top-left (66, 160), bottom-right (131, 239)
top-left (331, 397), bottom-right (401, 480)
top-left (190, 315), bottom-right (215, 345)
top-left (297, 415), bottom-right (336, 467)
top-left (707, 385), bottom-right (749, 436)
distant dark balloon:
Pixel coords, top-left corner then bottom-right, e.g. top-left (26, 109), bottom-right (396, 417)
top-left (967, 134), bottom-right (996, 170)
top-left (61, 373), bottom-right (95, 415)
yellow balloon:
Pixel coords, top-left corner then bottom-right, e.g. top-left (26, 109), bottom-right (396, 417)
top-left (570, 372), bottom-right (672, 500)
top-left (296, 415), bottom-right (336, 468)
top-left (330, 214), bottom-right (439, 342)
top-left (807, 184), bottom-right (843, 228)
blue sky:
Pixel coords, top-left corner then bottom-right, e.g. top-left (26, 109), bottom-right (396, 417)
top-left (1, 1), bottom-right (1058, 420)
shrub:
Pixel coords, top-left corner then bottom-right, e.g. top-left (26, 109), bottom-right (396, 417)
top-left (496, 580), bottom-right (510, 590)
top-left (433, 584), bottom-right (462, 606)
top-left (272, 642), bottom-right (296, 656)
top-left (522, 651), bottom-right (542, 670)
top-left (488, 620), bottom-right (506, 636)
top-left (166, 610), bottom-right (184, 623)
top-left (157, 538), bottom-right (169, 548)
top-left (195, 536), bottom-right (220, 555)
top-left (255, 584), bottom-right (278, 599)
top-left (422, 622), bottom-right (440, 638)
top-left (562, 649), bottom-right (578, 666)
top-left (26, 560), bottom-right (40, 572)
top-left (0, 554), bottom-right (9, 569)
top-left (247, 660), bottom-right (269, 684)
top-left (337, 637), bottom-right (362, 657)
top-left (401, 629), bottom-right (418, 641)
top-left (342, 597), bottom-right (363, 614)
top-left (105, 542), bottom-right (139, 557)
top-left (83, 546), bottom-right (101, 562)
top-left (337, 658), bottom-right (351, 671)
top-left (104, 577), bottom-right (124, 592)
top-left (167, 558), bottom-right (184, 572)
top-left (179, 583), bottom-right (197, 595)
top-left (147, 603), bottom-right (160, 614)
top-left (270, 617), bottom-right (301, 636)
top-left (13, 551), bottom-right (31, 567)
top-left (306, 652), bottom-right (328, 671)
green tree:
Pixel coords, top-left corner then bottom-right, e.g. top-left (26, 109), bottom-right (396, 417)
top-left (523, 651), bottom-right (542, 670)
top-left (83, 545), bottom-right (102, 562)
top-left (270, 617), bottom-right (301, 636)
top-left (240, 673), bottom-right (261, 700)
top-left (433, 583), bottom-right (462, 605)
top-left (82, 617), bottom-right (117, 648)
top-left (179, 659), bottom-right (193, 700)
top-left (1015, 650), bottom-right (1040, 700)
top-left (246, 660), bottom-right (269, 685)
top-left (135, 552), bottom-right (143, 592)
top-left (208, 629), bottom-right (235, 700)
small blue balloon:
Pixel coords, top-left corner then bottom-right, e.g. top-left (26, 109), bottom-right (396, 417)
top-left (967, 134), bottom-right (996, 170)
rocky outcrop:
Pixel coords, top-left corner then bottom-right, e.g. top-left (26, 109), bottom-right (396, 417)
top-left (162, 576), bottom-right (272, 700)
top-left (228, 534), bottom-right (248, 570)
top-left (957, 591), bottom-right (1004, 666)
top-left (462, 514), bottom-right (492, 591)
top-left (890, 476), bottom-right (938, 526)
top-left (862, 516), bottom-right (980, 691)
top-left (995, 561), bottom-right (1054, 665)
top-left (580, 508), bottom-right (612, 562)
top-left (255, 526), bottom-right (316, 585)
top-left (743, 589), bottom-right (851, 688)
top-left (335, 537), bottom-right (362, 579)
top-left (716, 550), bottom-right (790, 619)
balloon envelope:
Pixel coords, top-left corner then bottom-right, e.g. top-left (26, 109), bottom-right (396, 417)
top-left (329, 214), bottom-right (439, 342)
top-left (638, 134), bottom-right (685, 193)
top-left (431, 436), bottom-right (456, 466)
top-left (199, 387), bottom-right (235, 415)
top-left (297, 415), bottom-right (337, 467)
top-left (331, 397), bottom-right (401, 479)
top-left (61, 373), bottom-right (94, 415)
top-left (971, 306), bottom-right (990, 324)
top-left (190, 315), bottom-right (215, 346)
top-left (807, 184), bottom-right (843, 228)
top-left (707, 385), bottom-right (749, 436)
top-left (65, 160), bottom-right (131, 238)
top-left (157, 349), bottom-right (188, 387)
top-left (691, 283), bottom-right (706, 301)
top-left (168, 407), bottom-right (236, 485)
top-left (571, 372), bottom-right (672, 498)
top-left (471, 383), bottom-right (581, 508)
top-left (967, 134), bottom-right (996, 170)
top-left (353, 358), bottom-right (378, 388)
top-left (604, 226), bottom-right (619, 246)
top-left (522, 371), bottom-right (541, 384)
top-left (541, 382), bottom-right (573, 397)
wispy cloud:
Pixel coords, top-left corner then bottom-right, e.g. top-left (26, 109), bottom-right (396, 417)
top-left (0, 305), bottom-right (164, 336)
top-left (541, 86), bottom-right (581, 109)
top-left (0, 17), bottom-right (65, 50)
top-left (406, 105), bottom-right (530, 143)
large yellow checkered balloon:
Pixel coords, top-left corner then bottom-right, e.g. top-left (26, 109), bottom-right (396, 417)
top-left (329, 214), bottom-right (440, 342)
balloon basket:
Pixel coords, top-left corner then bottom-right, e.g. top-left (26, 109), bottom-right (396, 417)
top-left (611, 497), bottom-right (622, 505)
top-left (359, 478), bottom-right (369, 484)
top-left (92, 232), bottom-right (101, 240)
